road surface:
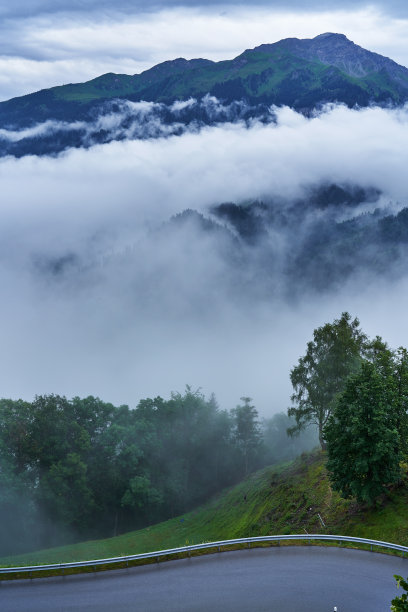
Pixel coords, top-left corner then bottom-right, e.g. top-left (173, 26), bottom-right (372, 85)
top-left (1, 546), bottom-right (406, 611)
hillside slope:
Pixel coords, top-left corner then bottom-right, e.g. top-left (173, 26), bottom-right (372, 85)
top-left (1, 451), bottom-right (407, 567)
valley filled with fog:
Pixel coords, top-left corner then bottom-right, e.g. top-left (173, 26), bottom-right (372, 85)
top-left (1, 102), bottom-right (407, 414)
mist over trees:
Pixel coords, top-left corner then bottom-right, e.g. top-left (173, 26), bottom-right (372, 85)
top-left (0, 388), bottom-right (317, 557)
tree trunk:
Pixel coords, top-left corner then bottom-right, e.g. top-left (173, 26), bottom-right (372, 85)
top-left (319, 425), bottom-right (326, 450)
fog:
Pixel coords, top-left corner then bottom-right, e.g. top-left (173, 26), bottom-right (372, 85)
top-left (0, 96), bottom-right (265, 148)
top-left (1, 103), bottom-right (408, 414)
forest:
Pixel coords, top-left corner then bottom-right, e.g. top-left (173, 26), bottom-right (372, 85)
top-left (0, 389), bottom-right (316, 556)
top-left (3, 312), bottom-right (408, 560)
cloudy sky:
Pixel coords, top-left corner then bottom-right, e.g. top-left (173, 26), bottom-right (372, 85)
top-left (0, 0), bottom-right (408, 101)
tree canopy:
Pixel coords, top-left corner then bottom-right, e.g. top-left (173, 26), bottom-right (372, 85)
top-left (392, 575), bottom-right (408, 611)
top-left (325, 361), bottom-right (402, 506)
top-left (288, 312), bottom-right (367, 448)
top-left (0, 389), bottom-right (315, 556)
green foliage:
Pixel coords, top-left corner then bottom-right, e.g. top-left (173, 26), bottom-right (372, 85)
top-left (40, 453), bottom-right (94, 528)
top-left (121, 476), bottom-right (163, 510)
top-left (0, 388), bottom-right (297, 556)
top-left (231, 397), bottom-right (263, 477)
top-left (393, 348), bottom-right (408, 457)
top-left (392, 575), bottom-right (408, 611)
top-left (325, 361), bottom-right (402, 506)
top-left (288, 312), bottom-right (367, 448)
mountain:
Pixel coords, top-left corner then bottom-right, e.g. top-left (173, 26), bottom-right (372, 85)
top-left (0, 33), bottom-right (407, 156)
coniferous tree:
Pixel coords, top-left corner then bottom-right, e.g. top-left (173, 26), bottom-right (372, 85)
top-left (325, 361), bottom-right (402, 506)
top-left (232, 397), bottom-right (263, 477)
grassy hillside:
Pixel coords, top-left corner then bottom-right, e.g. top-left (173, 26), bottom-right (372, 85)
top-left (1, 450), bottom-right (407, 569)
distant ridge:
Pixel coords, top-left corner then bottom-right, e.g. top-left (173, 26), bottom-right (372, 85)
top-left (0, 33), bottom-right (407, 156)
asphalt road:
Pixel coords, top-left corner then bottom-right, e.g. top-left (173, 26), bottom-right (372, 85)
top-left (1, 546), bottom-right (406, 611)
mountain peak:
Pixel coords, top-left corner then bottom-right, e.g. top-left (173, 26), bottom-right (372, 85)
top-left (271, 32), bottom-right (406, 80)
top-left (313, 33), bottom-right (349, 41)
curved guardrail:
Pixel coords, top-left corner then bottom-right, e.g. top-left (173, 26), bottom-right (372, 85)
top-left (0, 534), bottom-right (406, 577)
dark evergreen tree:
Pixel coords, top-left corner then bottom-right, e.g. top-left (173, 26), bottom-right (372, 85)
top-left (325, 361), bottom-right (402, 506)
top-left (231, 397), bottom-right (263, 477)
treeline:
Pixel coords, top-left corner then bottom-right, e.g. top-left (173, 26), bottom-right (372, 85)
top-left (0, 389), bottom-right (316, 556)
top-left (209, 186), bottom-right (408, 295)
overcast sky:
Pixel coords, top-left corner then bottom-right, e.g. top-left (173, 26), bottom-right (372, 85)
top-left (0, 0), bottom-right (408, 100)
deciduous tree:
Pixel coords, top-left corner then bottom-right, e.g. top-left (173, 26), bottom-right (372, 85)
top-left (288, 312), bottom-right (366, 449)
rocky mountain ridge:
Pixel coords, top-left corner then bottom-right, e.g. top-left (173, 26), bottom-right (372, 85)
top-left (262, 33), bottom-right (408, 82)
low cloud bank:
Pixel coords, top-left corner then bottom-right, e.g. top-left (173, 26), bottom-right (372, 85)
top-left (0, 96), bottom-right (271, 154)
top-left (0, 103), bottom-right (407, 413)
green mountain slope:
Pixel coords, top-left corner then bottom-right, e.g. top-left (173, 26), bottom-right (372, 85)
top-left (1, 33), bottom-right (408, 129)
top-left (1, 451), bottom-right (407, 568)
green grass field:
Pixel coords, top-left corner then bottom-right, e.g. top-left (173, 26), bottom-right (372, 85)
top-left (1, 450), bottom-right (407, 571)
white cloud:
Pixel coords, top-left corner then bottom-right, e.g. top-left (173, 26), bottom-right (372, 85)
top-left (0, 118), bottom-right (87, 142)
top-left (171, 98), bottom-right (197, 112)
top-left (0, 104), bottom-right (407, 412)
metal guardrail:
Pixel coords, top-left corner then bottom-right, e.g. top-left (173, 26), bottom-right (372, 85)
top-left (0, 534), bottom-right (406, 577)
